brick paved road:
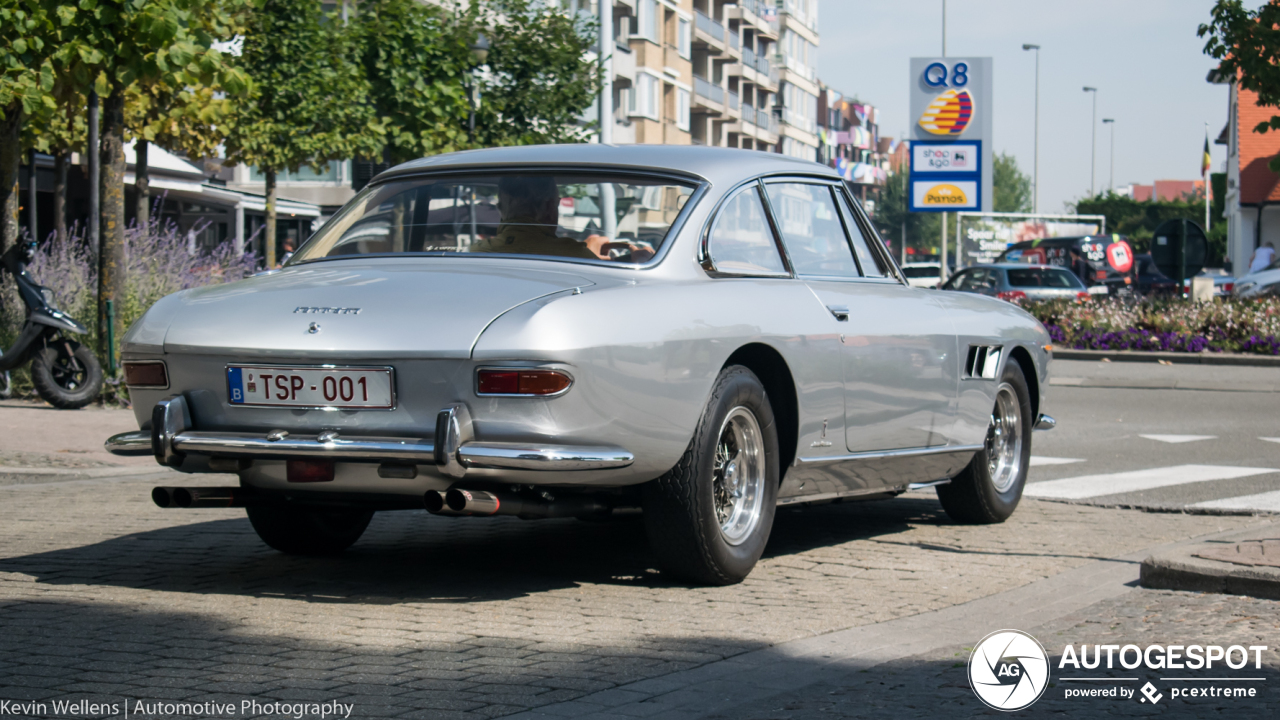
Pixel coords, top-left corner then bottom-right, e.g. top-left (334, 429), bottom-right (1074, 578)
top-left (0, 470), bottom-right (1265, 719)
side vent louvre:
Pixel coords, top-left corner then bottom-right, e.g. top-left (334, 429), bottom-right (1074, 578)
top-left (965, 345), bottom-right (1003, 380)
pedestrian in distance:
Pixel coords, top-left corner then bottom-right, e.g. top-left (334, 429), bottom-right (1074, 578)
top-left (1248, 241), bottom-right (1276, 274)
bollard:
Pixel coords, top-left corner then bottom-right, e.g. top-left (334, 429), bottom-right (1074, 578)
top-left (105, 299), bottom-right (116, 375)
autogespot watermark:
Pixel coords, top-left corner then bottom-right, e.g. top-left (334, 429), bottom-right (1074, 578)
top-left (967, 630), bottom-right (1270, 710)
top-left (0, 699), bottom-right (355, 718)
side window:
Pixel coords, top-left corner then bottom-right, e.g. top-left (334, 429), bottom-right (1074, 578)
top-left (763, 182), bottom-right (860, 278)
top-left (951, 270), bottom-right (976, 291)
top-left (706, 185), bottom-right (788, 275)
top-left (834, 190), bottom-right (889, 277)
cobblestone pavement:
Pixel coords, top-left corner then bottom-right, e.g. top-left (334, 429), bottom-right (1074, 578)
top-left (0, 473), bottom-right (1266, 719)
top-left (709, 589), bottom-right (1279, 718)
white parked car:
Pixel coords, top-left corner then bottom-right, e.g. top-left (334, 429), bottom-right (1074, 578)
top-left (1233, 259), bottom-right (1280, 299)
top-left (900, 262), bottom-right (943, 288)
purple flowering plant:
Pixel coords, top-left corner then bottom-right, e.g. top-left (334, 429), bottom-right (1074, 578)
top-left (1025, 297), bottom-right (1280, 355)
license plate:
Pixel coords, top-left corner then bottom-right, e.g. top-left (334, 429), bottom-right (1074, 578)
top-left (227, 365), bottom-right (395, 409)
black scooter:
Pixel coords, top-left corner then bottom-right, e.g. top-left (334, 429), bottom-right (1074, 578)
top-left (0, 241), bottom-right (103, 408)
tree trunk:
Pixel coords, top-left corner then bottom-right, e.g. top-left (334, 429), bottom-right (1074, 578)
top-left (135, 139), bottom-right (150, 229)
top-left (54, 152), bottom-right (67, 243)
top-left (0, 105), bottom-right (21, 254)
top-left (98, 90), bottom-right (127, 369)
top-left (265, 169), bottom-right (277, 268)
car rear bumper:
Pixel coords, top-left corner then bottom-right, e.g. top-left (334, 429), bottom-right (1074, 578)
top-left (106, 395), bottom-right (635, 475)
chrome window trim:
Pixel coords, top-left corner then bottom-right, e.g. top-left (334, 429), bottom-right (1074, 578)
top-left (759, 178), bottom-right (869, 281)
top-left (700, 178), bottom-right (794, 279)
top-left (223, 363), bottom-right (398, 412)
top-left (835, 183), bottom-right (909, 285)
top-left (473, 365), bottom-right (576, 398)
top-left (288, 168), bottom-right (710, 272)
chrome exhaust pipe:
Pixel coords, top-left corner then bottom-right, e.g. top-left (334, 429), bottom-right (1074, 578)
top-left (443, 488), bottom-right (611, 520)
top-left (423, 490), bottom-right (471, 516)
top-left (152, 486), bottom-right (257, 509)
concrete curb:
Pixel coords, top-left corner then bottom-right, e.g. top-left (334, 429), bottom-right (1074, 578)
top-left (1140, 522), bottom-right (1280, 601)
top-left (1054, 348), bottom-right (1280, 367)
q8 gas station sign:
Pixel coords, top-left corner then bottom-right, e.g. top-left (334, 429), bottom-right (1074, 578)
top-left (908, 57), bottom-right (993, 213)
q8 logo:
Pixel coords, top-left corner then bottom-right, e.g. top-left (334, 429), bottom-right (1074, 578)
top-left (968, 630), bottom-right (1050, 711)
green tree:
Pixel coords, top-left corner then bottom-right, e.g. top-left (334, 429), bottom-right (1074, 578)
top-left (1200, 2), bottom-right (1280, 168)
top-left (0, 0), bottom-right (54, 252)
top-left (21, 87), bottom-right (85, 243)
top-left (225, 0), bottom-right (384, 268)
top-left (51, 0), bottom-right (247, 363)
top-left (355, 0), bottom-right (469, 164)
top-left (873, 170), bottom-right (941, 258)
top-left (471, 0), bottom-right (599, 147)
top-left (993, 151), bottom-right (1032, 213)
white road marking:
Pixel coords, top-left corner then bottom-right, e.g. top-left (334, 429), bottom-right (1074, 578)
top-left (1030, 456), bottom-right (1086, 467)
top-left (1138, 434), bottom-right (1217, 444)
top-left (1191, 490), bottom-right (1280, 513)
top-left (1260, 437), bottom-right (1280, 444)
top-left (1024, 465), bottom-right (1277, 500)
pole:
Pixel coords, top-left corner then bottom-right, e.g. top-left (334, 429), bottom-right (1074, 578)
top-left (1109, 122), bottom-right (1115, 192)
top-left (1089, 91), bottom-right (1096, 196)
top-left (1205, 122), bottom-right (1211, 233)
top-left (941, 0), bottom-right (947, 57)
top-left (1032, 49), bottom-right (1039, 213)
top-left (467, 79), bottom-right (476, 145)
top-left (940, 211), bottom-right (948, 284)
top-left (26, 149), bottom-right (36, 242)
top-left (599, 0), bottom-right (617, 241)
top-left (87, 91), bottom-right (100, 261)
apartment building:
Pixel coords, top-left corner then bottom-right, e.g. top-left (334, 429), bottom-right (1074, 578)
top-left (592, 0), bottom-right (695, 145)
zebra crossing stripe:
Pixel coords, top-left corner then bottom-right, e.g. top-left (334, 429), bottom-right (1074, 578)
top-left (1191, 490), bottom-right (1280, 513)
top-left (1023, 465), bottom-right (1278, 500)
top-left (1030, 456), bottom-right (1085, 467)
top-left (1139, 434), bottom-right (1217, 444)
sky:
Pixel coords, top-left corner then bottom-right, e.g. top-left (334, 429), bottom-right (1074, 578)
top-left (817, 0), bottom-right (1230, 214)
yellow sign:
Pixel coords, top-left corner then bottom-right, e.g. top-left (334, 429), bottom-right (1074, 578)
top-left (922, 183), bottom-right (969, 206)
top-left (918, 89), bottom-right (974, 136)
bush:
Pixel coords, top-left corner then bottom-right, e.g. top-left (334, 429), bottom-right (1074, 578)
top-left (1, 216), bottom-right (259, 403)
top-left (1025, 297), bottom-right (1280, 355)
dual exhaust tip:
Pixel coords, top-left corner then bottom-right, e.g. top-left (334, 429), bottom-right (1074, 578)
top-left (424, 488), bottom-right (609, 520)
top-left (152, 486), bottom-right (253, 509)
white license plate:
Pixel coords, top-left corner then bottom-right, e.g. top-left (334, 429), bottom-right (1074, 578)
top-left (227, 365), bottom-right (395, 409)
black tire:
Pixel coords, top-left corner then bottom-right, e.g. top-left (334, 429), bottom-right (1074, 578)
top-left (246, 506), bottom-right (374, 555)
top-left (643, 365), bottom-right (779, 585)
top-left (937, 360), bottom-right (1033, 524)
top-left (30, 341), bottom-right (103, 409)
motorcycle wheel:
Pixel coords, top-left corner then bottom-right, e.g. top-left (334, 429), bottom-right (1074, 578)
top-left (30, 341), bottom-right (103, 409)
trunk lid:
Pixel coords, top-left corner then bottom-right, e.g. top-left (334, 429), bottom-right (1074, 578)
top-left (161, 258), bottom-right (594, 358)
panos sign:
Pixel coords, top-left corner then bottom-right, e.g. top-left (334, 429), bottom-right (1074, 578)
top-left (909, 58), bottom-right (993, 213)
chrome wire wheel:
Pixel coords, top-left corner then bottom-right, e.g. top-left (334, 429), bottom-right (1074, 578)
top-left (985, 382), bottom-right (1023, 493)
top-left (712, 406), bottom-right (766, 546)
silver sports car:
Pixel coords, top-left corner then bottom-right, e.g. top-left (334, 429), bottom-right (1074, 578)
top-left (107, 145), bottom-right (1055, 585)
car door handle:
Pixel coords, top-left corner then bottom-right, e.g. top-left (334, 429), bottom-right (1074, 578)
top-left (827, 305), bottom-right (849, 322)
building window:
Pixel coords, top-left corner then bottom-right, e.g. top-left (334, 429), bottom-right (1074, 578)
top-left (628, 72), bottom-right (660, 120)
top-left (634, 0), bottom-right (659, 43)
top-left (676, 88), bottom-right (691, 131)
top-left (677, 17), bottom-right (691, 59)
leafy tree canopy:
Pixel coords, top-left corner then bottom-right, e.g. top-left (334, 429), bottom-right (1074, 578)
top-left (0, 0), bottom-right (55, 119)
top-left (993, 151), bottom-right (1032, 213)
top-left (1199, 1), bottom-right (1280, 169)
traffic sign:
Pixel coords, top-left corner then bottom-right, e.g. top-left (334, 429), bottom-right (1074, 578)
top-left (1151, 219), bottom-right (1207, 287)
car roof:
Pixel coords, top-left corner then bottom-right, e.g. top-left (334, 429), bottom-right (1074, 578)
top-left (967, 263), bottom-right (1065, 270)
top-left (374, 144), bottom-right (841, 185)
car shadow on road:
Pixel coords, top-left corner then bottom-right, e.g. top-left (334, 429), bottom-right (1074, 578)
top-left (0, 495), bottom-right (947, 604)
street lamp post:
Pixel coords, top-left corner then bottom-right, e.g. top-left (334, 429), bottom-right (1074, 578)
top-left (1083, 86), bottom-right (1097, 197)
top-left (1102, 118), bottom-right (1115, 194)
top-left (1022, 44), bottom-right (1040, 214)
top-left (466, 33), bottom-right (490, 145)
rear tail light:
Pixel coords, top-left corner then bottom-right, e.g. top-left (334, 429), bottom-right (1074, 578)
top-left (996, 290), bottom-right (1027, 302)
top-left (1077, 292), bottom-right (1091, 301)
top-left (1095, 270), bottom-right (1108, 280)
top-left (123, 361), bottom-right (168, 388)
top-left (1225, 283), bottom-right (1234, 293)
top-left (477, 369), bottom-right (573, 396)
top-left (287, 459), bottom-right (334, 483)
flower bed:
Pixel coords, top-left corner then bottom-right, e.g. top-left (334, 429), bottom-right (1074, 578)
top-left (1024, 297), bottom-right (1280, 355)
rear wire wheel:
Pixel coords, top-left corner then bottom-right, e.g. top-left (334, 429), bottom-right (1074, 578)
top-left (643, 366), bottom-right (779, 585)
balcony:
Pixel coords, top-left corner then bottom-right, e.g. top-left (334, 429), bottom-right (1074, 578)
top-left (742, 104), bottom-right (757, 127)
top-left (729, 31), bottom-right (740, 51)
top-left (742, 46), bottom-right (756, 68)
top-left (694, 75), bottom-right (724, 105)
top-left (695, 10), bottom-right (724, 42)
top-left (728, 90), bottom-right (740, 111)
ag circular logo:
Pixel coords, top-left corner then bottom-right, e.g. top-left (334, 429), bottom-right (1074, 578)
top-left (968, 630), bottom-right (1050, 711)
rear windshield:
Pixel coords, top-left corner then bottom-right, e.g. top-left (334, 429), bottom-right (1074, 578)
top-left (290, 172), bottom-right (697, 265)
top-left (902, 266), bottom-right (940, 278)
top-left (1006, 267), bottom-right (1083, 288)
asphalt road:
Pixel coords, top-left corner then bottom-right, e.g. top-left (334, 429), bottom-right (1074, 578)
top-left (1027, 359), bottom-right (1280, 513)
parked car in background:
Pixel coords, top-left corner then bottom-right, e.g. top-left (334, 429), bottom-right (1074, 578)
top-left (1184, 268), bottom-right (1234, 298)
top-left (1233, 256), bottom-right (1280, 299)
top-left (900, 262), bottom-right (943, 288)
top-left (996, 235), bottom-right (1135, 295)
top-left (941, 263), bottom-right (1089, 303)
top-left (1134, 254), bottom-right (1177, 297)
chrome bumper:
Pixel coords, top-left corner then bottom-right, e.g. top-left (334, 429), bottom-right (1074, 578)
top-left (1034, 413), bottom-right (1056, 431)
top-left (104, 395), bottom-right (634, 474)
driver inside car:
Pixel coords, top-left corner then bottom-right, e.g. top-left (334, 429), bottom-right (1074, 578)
top-left (472, 176), bottom-right (654, 262)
